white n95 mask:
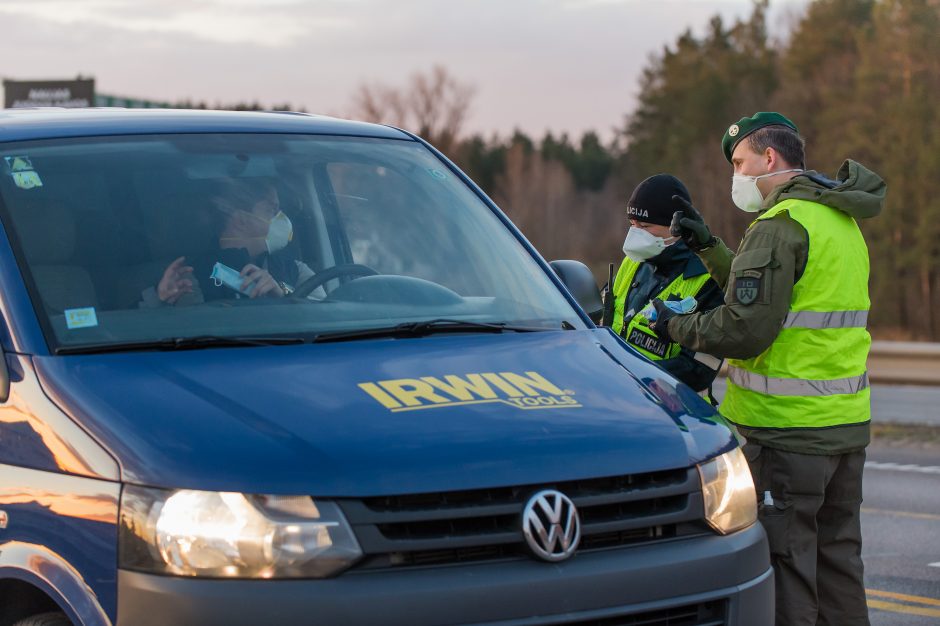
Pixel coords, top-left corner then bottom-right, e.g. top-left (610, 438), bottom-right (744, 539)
top-left (731, 169), bottom-right (803, 212)
top-left (265, 211), bottom-right (293, 254)
top-left (622, 227), bottom-right (673, 262)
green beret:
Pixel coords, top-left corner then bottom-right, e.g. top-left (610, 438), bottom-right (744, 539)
top-left (721, 112), bottom-right (799, 162)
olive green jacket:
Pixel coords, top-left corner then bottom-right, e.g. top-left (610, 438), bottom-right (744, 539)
top-left (669, 160), bottom-right (886, 453)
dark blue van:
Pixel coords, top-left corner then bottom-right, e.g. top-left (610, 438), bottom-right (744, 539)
top-left (0, 109), bottom-right (772, 625)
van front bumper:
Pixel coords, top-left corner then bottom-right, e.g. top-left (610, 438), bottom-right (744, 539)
top-left (116, 523), bottom-right (773, 625)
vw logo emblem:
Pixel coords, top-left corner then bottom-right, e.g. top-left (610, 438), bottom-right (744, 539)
top-left (521, 489), bottom-right (581, 562)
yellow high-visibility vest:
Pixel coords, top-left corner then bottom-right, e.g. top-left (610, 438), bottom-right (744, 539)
top-left (722, 198), bottom-right (871, 428)
top-left (612, 257), bottom-right (712, 361)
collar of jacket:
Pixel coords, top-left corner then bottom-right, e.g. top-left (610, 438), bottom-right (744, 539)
top-left (647, 241), bottom-right (708, 280)
top-left (760, 159), bottom-right (886, 220)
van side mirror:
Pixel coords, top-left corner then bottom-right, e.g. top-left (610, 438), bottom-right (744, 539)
top-left (550, 260), bottom-right (603, 324)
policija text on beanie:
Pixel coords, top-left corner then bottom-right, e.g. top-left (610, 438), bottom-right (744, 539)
top-left (626, 174), bottom-right (692, 227)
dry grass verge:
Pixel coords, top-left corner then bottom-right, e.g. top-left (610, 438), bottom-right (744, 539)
top-left (871, 423), bottom-right (940, 447)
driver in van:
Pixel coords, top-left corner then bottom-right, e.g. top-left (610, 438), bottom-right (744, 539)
top-left (141, 178), bottom-right (316, 306)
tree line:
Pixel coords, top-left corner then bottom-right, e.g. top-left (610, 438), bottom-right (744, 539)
top-left (617, 0), bottom-right (940, 341)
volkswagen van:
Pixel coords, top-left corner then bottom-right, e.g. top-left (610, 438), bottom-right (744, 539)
top-left (0, 108), bottom-right (772, 625)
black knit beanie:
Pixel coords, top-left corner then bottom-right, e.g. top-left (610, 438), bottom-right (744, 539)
top-left (626, 174), bottom-right (691, 227)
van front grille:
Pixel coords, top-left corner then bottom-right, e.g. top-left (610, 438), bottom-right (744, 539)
top-left (337, 467), bottom-right (709, 569)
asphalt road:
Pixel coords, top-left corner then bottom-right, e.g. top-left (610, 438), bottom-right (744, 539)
top-left (711, 381), bottom-right (940, 623)
top-left (868, 385), bottom-right (940, 427)
top-left (864, 442), bottom-right (940, 624)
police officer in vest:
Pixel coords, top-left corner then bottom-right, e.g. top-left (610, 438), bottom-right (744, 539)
top-left (650, 112), bottom-right (886, 626)
top-left (612, 174), bottom-right (724, 393)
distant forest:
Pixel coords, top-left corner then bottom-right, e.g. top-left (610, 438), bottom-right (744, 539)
top-left (187, 0), bottom-right (940, 340)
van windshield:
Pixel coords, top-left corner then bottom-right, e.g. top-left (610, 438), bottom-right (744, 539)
top-left (0, 134), bottom-right (583, 351)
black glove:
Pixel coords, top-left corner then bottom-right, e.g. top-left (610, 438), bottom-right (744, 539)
top-left (648, 299), bottom-right (676, 342)
top-left (670, 195), bottom-right (716, 251)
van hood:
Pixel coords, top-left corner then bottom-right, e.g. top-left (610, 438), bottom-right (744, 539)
top-left (34, 329), bottom-right (735, 496)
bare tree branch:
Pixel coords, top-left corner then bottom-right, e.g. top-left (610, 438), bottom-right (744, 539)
top-left (348, 65), bottom-right (475, 155)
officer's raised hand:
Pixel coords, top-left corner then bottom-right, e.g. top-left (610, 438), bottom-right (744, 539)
top-left (670, 195), bottom-right (716, 251)
top-left (648, 299), bottom-right (676, 343)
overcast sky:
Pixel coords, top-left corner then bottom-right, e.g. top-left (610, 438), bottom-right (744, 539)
top-left (0, 0), bottom-right (810, 140)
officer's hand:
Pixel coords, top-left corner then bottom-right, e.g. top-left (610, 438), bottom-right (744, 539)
top-left (648, 299), bottom-right (675, 342)
top-left (670, 195), bottom-right (716, 251)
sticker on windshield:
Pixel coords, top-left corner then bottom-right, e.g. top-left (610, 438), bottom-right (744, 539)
top-left (426, 168), bottom-right (448, 181)
top-left (4, 156), bottom-right (43, 190)
top-left (64, 307), bottom-right (99, 330)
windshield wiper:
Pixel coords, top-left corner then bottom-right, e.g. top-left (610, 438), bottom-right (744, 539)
top-left (312, 318), bottom-right (560, 344)
top-left (55, 335), bottom-right (306, 355)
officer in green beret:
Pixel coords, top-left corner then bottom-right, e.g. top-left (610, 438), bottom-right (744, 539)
top-left (649, 112), bottom-right (886, 626)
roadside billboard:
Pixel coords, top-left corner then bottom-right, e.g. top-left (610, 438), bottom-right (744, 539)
top-left (3, 79), bottom-right (95, 108)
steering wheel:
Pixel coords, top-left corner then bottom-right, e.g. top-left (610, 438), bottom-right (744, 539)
top-left (291, 263), bottom-right (379, 298)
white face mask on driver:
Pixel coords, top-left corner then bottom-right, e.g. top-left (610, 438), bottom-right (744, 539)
top-left (622, 227), bottom-right (675, 262)
top-left (265, 211), bottom-right (293, 254)
top-left (731, 168), bottom-right (803, 213)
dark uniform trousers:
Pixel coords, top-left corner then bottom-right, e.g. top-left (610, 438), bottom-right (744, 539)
top-left (743, 442), bottom-right (870, 626)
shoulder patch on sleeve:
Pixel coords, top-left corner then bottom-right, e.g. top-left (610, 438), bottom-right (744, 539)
top-left (734, 276), bottom-right (761, 306)
top-left (731, 247), bottom-right (774, 306)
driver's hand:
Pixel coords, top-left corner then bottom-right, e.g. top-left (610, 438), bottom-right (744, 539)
top-left (240, 264), bottom-right (283, 298)
top-left (157, 256), bottom-right (195, 304)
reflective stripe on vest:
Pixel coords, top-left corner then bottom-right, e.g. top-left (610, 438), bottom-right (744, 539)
top-left (727, 365), bottom-right (869, 397)
top-left (722, 198), bottom-right (871, 430)
top-left (782, 310), bottom-right (869, 329)
top-left (612, 256), bottom-right (711, 362)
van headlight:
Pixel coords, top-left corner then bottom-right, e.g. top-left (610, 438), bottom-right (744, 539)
top-left (119, 486), bottom-right (362, 578)
top-left (697, 448), bottom-right (757, 535)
